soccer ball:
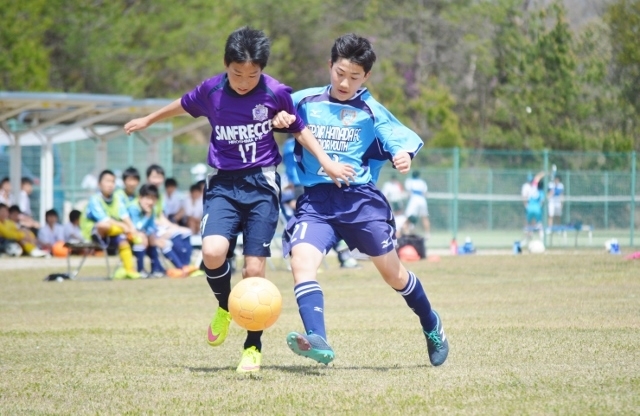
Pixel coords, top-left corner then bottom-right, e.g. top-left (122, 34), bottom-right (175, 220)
top-left (528, 239), bottom-right (546, 254)
top-left (5, 242), bottom-right (23, 257)
top-left (228, 277), bottom-right (282, 331)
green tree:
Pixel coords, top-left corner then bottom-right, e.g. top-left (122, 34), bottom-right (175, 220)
top-left (607, 0), bottom-right (640, 150)
top-left (0, 0), bottom-right (51, 90)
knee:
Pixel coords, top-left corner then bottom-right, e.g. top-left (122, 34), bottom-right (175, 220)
top-left (243, 264), bottom-right (263, 278)
top-left (202, 245), bottom-right (227, 269)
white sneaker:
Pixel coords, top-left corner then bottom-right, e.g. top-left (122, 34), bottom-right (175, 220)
top-left (29, 248), bottom-right (49, 258)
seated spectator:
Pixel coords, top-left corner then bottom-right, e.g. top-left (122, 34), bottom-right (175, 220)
top-left (80, 169), bottom-right (143, 279)
top-left (0, 177), bottom-right (13, 206)
top-left (18, 177), bottom-right (40, 230)
top-left (64, 209), bottom-right (86, 244)
top-left (115, 166), bottom-right (141, 208)
top-left (163, 177), bottom-right (185, 225)
top-left (0, 203), bottom-right (47, 257)
top-left (38, 209), bottom-right (65, 252)
top-left (183, 182), bottom-right (204, 235)
top-left (146, 165), bottom-right (200, 276)
top-left (128, 184), bottom-right (199, 278)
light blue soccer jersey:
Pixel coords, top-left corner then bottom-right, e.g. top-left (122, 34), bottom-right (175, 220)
top-left (291, 86), bottom-right (424, 187)
top-left (84, 192), bottom-right (129, 223)
top-left (127, 201), bottom-right (156, 235)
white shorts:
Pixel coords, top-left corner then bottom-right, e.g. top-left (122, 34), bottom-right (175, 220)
top-left (548, 202), bottom-right (562, 217)
top-left (405, 196), bottom-right (429, 218)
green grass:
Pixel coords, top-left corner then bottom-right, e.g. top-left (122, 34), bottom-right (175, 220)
top-left (1, 253), bottom-right (639, 415)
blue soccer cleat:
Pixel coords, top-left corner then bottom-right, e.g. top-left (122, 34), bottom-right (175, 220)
top-left (286, 332), bottom-right (335, 365)
top-left (423, 310), bottom-right (449, 366)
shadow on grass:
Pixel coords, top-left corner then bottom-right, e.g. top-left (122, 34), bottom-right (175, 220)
top-left (188, 363), bottom-right (430, 375)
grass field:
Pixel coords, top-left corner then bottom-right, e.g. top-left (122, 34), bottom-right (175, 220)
top-left (1, 252), bottom-right (639, 415)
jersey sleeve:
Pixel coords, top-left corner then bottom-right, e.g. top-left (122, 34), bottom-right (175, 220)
top-left (273, 86), bottom-right (306, 134)
top-left (181, 80), bottom-right (211, 119)
top-left (371, 101), bottom-right (423, 158)
top-left (86, 195), bottom-right (108, 223)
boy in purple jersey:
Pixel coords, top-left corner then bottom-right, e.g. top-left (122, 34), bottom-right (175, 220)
top-left (124, 27), bottom-right (354, 373)
top-left (273, 34), bottom-right (449, 367)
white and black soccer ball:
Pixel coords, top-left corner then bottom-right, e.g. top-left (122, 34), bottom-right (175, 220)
top-left (5, 242), bottom-right (23, 257)
top-left (528, 239), bottom-right (545, 254)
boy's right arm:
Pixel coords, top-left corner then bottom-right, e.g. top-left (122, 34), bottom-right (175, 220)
top-left (124, 99), bottom-right (186, 134)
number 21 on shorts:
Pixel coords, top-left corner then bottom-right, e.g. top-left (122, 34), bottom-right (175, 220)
top-left (290, 222), bottom-right (308, 243)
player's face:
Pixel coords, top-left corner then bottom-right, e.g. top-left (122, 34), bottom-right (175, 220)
top-left (124, 177), bottom-right (139, 194)
top-left (329, 58), bottom-right (371, 101)
top-left (225, 61), bottom-right (262, 95)
top-left (0, 207), bottom-right (7, 221)
top-left (139, 195), bottom-right (157, 214)
top-left (147, 171), bottom-right (164, 187)
top-left (99, 174), bottom-right (116, 197)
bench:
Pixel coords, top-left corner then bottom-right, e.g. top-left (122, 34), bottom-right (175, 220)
top-left (64, 241), bottom-right (112, 280)
top-left (547, 224), bottom-right (593, 247)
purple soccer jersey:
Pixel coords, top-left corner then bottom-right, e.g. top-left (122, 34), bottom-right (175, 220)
top-left (181, 73), bottom-right (305, 170)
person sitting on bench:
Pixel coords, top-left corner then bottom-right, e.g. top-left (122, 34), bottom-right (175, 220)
top-left (79, 170), bottom-right (143, 280)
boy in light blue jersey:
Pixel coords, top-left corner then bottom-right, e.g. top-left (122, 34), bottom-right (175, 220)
top-left (127, 183), bottom-right (193, 278)
top-left (275, 33), bottom-right (449, 367)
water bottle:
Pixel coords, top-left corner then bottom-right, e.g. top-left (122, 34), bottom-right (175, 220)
top-left (513, 241), bottom-right (522, 254)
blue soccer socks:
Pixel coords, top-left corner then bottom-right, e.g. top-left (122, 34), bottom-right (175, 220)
top-left (205, 261), bottom-right (232, 310)
top-left (397, 271), bottom-right (438, 332)
top-left (162, 245), bottom-right (184, 269)
top-left (294, 281), bottom-right (327, 340)
top-left (133, 246), bottom-right (146, 272)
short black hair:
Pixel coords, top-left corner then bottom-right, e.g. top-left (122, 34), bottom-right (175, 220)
top-left (0, 177), bottom-right (9, 185)
top-left (21, 177), bottom-right (33, 185)
top-left (146, 164), bottom-right (165, 179)
top-left (164, 177), bottom-right (178, 188)
top-left (46, 208), bottom-right (59, 218)
top-left (8, 204), bottom-right (21, 214)
top-left (0, 203), bottom-right (7, 211)
top-left (69, 209), bottom-right (81, 223)
top-left (139, 183), bottom-right (159, 199)
top-left (189, 183), bottom-right (201, 193)
top-left (331, 33), bottom-right (377, 74)
top-left (224, 26), bottom-right (270, 69)
top-left (122, 166), bottom-right (140, 181)
top-left (98, 169), bottom-right (115, 183)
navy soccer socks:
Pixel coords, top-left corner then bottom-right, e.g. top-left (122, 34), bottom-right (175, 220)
top-left (205, 261), bottom-right (232, 310)
top-left (294, 281), bottom-right (327, 340)
top-left (397, 271), bottom-right (438, 332)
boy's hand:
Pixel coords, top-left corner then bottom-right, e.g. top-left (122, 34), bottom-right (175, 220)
top-left (124, 117), bottom-right (151, 134)
top-left (321, 159), bottom-right (356, 188)
top-left (393, 152), bottom-right (412, 173)
top-left (272, 111), bottom-right (296, 129)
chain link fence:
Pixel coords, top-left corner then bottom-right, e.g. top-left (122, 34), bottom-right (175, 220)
top-left (3, 141), bottom-right (637, 250)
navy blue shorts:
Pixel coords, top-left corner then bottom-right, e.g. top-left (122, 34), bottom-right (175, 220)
top-left (201, 166), bottom-right (280, 257)
top-left (282, 182), bottom-right (397, 257)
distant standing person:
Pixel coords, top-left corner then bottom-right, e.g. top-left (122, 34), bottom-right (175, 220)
top-left (404, 170), bottom-right (430, 237)
top-left (18, 177), bottom-right (40, 230)
top-left (523, 172), bottom-right (546, 230)
top-left (547, 176), bottom-right (564, 228)
top-left (381, 174), bottom-right (404, 215)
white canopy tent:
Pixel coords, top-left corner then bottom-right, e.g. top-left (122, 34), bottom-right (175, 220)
top-left (0, 91), bottom-right (209, 223)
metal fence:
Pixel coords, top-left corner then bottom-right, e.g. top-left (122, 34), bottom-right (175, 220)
top-left (3, 141), bottom-right (637, 250)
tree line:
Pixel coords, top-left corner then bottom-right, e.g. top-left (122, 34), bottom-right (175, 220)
top-left (1, 0), bottom-right (639, 153)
